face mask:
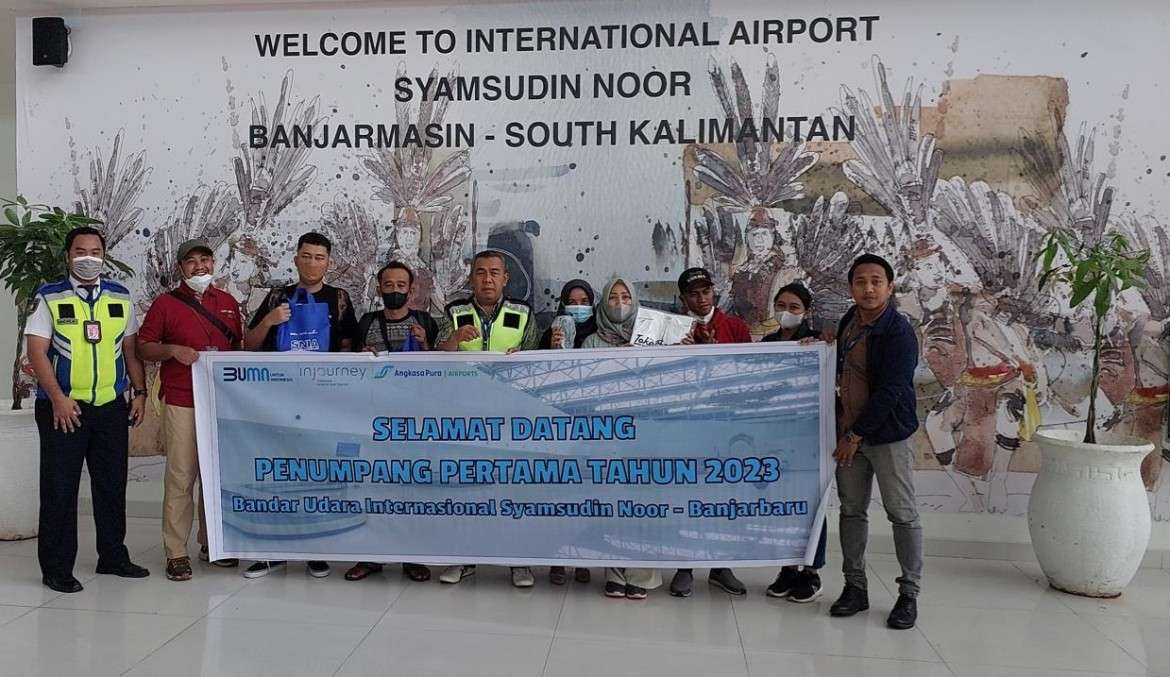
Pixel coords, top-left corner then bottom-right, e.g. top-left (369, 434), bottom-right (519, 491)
top-left (70, 255), bottom-right (103, 282)
top-left (186, 273), bottom-right (214, 295)
top-left (382, 291), bottom-right (409, 310)
top-left (606, 302), bottom-right (634, 323)
top-left (777, 310), bottom-right (804, 330)
top-left (565, 304), bottom-right (593, 323)
top-left (690, 308), bottom-right (715, 324)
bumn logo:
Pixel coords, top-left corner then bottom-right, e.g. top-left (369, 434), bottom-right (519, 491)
top-left (373, 365), bottom-right (395, 379)
top-left (222, 366), bottom-right (271, 382)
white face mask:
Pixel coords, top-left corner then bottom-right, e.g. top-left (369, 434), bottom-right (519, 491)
top-left (69, 255), bottom-right (104, 282)
top-left (777, 310), bottom-right (804, 330)
top-left (690, 307), bottom-right (715, 324)
top-left (186, 273), bottom-right (214, 294)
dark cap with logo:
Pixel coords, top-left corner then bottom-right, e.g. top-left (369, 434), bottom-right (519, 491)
top-left (678, 267), bottom-right (715, 294)
top-left (177, 239), bottom-right (213, 262)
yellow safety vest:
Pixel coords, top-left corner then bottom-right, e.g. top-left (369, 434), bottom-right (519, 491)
top-left (445, 299), bottom-right (530, 352)
top-left (37, 278), bottom-right (131, 406)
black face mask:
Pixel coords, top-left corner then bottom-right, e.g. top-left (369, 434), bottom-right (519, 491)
top-left (382, 292), bottom-right (409, 310)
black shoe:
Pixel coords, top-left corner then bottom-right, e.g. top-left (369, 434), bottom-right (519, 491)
top-left (829, 584), bottom-right (869, 617)
top-left (670, 569), bottom-right (693, 597)
top-left (604, 581), bottom-right (626, 598)
top-left (625, 585), bottom-right (647, 600)
top-left (887, 595), bottom-right (918, 629)
top-left (95, 561), bottom-right (150, 578)
top-left (574, 567), bottom-right (591, 584)
top-left (708, 567), bottom-right (746, 596)
top-left (306, 561), bottom-right (331, 578)
top-left (549, 566), bottom-right (568, 585)
top-left (789, 570), bottom-right (823, 604)
top-left (766, 566), bottom-right (801, 598)
top-left (43, 575), bottom-right (83, 593)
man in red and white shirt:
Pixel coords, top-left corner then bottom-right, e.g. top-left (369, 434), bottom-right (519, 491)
top-left (672, 267), bottom-right (752, 598)
top-left (137, 239), bottom-right (243, 581)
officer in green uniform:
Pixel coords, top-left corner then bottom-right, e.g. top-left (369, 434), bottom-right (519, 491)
top-left (24, 227), bottom-right (150, 593)
top-left (437, 249), bottom-right (538, 353)
top-left (436, 249), bottom-right (538, 588)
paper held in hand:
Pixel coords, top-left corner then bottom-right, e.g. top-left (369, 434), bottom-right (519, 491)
top-left (631, 307), bottom-right (695, 346)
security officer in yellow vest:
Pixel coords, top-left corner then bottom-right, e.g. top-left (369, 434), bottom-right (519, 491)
top-left (24, 227), bottom-right (150, 593)
top-left (435, 249), bottom-right (538, 588)
top-left (436, 249), bottom-right (538, 354)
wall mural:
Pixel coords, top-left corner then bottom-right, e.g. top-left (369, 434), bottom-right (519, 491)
top-left (14, 2), bottom-right (1168, 516)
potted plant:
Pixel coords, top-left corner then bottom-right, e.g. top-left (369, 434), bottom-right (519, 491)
top-left (1029, 226), bottom-right (1153, 597)
top-left (0, 196), bottom-right (127, 540)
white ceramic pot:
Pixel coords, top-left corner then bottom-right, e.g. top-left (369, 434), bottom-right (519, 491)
top-left (1028, 429), bottom-right (1153, 598)
top-left (0, 399), bottom-right (39, 540)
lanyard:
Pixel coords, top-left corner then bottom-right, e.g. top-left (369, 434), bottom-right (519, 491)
top-left (475, 302), bottom-right (501, 351)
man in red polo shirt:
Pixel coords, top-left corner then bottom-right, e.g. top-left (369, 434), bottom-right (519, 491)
top-left (672, 267), bottom-right (752, 598)
top-left (138, 239), bottom-right (243, 581)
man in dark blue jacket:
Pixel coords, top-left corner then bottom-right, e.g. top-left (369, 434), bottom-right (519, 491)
top-left (828, 254), bottom-right (923, 630)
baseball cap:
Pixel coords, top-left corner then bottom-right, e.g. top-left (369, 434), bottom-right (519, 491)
top-left (678, 267), bottom-right (715, 294)
top-left (177, 239), bottom-right (213, 262)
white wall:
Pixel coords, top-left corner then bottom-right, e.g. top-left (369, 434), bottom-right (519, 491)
top-left (0, 15), bottom-right (16, 383)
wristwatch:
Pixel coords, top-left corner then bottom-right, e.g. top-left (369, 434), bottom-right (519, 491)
top-left (131, 387), bottom-right (148, 399)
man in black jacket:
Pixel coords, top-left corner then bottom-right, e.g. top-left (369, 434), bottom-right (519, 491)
top-left (829, 254), bottom-right (923, 630)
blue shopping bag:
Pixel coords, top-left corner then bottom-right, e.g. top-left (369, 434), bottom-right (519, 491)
top-left (275, 288), bottom-right (331, 352)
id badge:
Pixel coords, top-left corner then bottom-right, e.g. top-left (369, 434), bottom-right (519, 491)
top-left (83, 321), bottom-right (102, 344)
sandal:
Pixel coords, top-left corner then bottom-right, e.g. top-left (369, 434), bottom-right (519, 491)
top-left (344, 562), bottom-right (383, 581)
top-left (402, 563), bottom-right (431, 582)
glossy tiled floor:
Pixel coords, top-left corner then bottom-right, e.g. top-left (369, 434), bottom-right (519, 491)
top-left (0, 518), bottom-right (1167, 676)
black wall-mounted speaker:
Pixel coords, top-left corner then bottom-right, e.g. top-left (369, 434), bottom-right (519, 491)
top-left (32, 18), bottom-right (69, 67)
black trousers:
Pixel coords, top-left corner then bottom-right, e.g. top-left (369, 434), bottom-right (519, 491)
top-left (35, 397), bottom-right (131, 578)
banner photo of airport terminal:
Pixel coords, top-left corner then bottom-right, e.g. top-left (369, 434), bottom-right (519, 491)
top-left (15, 0), bottom-right (1169, 519)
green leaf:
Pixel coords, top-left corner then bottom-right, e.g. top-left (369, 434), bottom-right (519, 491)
top-left (1093, 278), bottom-right (1112, 319)
top-left (2, 207), bottom-right (17, 226)
top-left (1069, 278), bottom-right (1095, 308)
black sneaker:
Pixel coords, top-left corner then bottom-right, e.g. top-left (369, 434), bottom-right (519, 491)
top-left (829, 584), bottom-right (869, 617)
top-left (604, 581), bottom-right (626, 598)
top-left (670, 569), bottom-right (693, 597)
top-left (625, 585), bottom-right (647, 600)
top-left (887, 594), bottom-right (918, 629)
top-left (708, 568), bottom-right (747, 596)
top-left (766, 567), bottom-right (801, 598)
top-left (788, 570), bottom-right (823, 604)
top-left (306, 561), bottom-right (331, 578)
top-left (243, 561), bottom-right (286, 579)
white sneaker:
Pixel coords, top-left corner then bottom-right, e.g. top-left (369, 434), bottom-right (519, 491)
top-left (439, 565), bottom-right (476, 584)
top-left (511, 567), bottom-right (535, 588)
